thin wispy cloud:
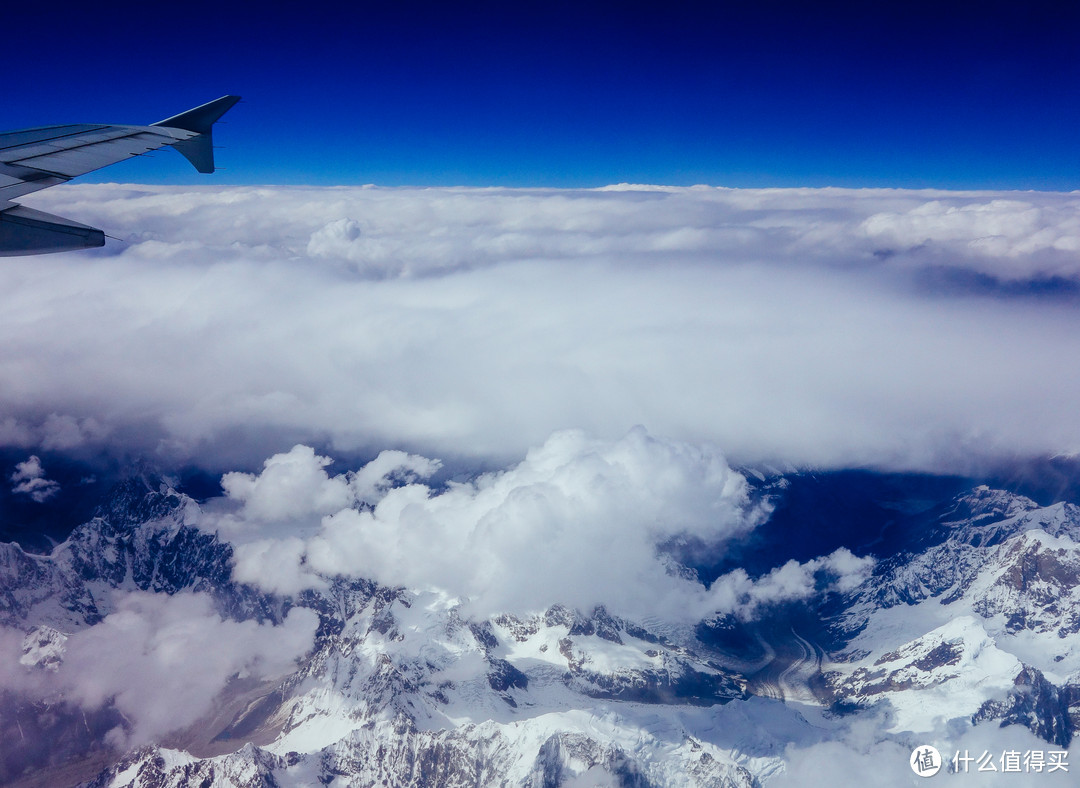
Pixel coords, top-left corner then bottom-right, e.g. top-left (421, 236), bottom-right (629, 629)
top-left (0, 591), bottom-right (318, 748)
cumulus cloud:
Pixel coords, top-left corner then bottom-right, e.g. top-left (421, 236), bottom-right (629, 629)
top-left (223, 444), bottom-right (440, 520)
top-left (212, 444), bottom-right (440, 541)
top-left (221, 444), bottom-right (356, 524)
top-left (859, 197), bottom-right (1080, 277)
top-left (708, 548), bottom-right (875, 619)
top-left (9, 455), bottom-right (60, 502)
top-left (4, 184), bottom-right (1080, 473)
top-left (212, 428), bottom-right (807, 621)
top-left (0, 591), bottom-right (319, 748)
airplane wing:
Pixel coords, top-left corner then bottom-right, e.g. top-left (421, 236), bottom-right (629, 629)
top-left (0, 95), bottom-right (240, 256)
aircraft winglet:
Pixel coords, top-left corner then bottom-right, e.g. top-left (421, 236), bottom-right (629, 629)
top-left (152, 95), bottom-right (242, 134)
top-left (152, 95), bottom-right (242, 173)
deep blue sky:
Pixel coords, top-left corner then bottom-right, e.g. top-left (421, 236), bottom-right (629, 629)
top-left (5, 1), bottom-right (1079, 189)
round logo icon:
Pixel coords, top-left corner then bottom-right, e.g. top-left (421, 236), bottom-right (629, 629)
top-left (910, 745), bottom-right (942, 777)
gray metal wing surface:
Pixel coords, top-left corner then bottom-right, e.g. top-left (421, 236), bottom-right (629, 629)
top-left (0, 95), bottom-right (240, 256)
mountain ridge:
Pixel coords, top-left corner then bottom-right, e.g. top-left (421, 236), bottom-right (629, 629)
top-left (2, 474), bottom-right (1079, 786)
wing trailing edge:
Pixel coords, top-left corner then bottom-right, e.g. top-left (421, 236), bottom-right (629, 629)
top-left (0, 204), bottom-right (105, 257)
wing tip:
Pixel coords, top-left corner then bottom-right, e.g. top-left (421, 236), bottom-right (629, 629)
top-left (152, 95), bottom-right (242, 135)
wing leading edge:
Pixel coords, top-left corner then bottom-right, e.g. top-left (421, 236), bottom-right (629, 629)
top-left (0, 95), bottom-right (240, 256)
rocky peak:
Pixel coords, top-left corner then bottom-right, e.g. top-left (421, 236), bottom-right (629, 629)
top-left (19, 624), bottom-right (67, 670)
top-left (973, 665), bottom-right (1080, 747)
top-left (92, 475), bottom-right (191, 532)
top-left (944, 486), bottom-right (1040, 525)
top-left (0, 480), bottom-right (279, 630)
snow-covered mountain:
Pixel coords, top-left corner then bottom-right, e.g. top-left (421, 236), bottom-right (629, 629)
top-left (827, 486), bottom-right (1080, 744)
top-left (2, 475), bottom-right (1079, 787)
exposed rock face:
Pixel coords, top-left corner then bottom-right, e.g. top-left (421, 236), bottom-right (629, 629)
top-left (0, 479), bottom-right (280, 631)
top-left (826, 487), bottom-right (1080, 738)
top-left (973, 666), bottom-right (1080, 748)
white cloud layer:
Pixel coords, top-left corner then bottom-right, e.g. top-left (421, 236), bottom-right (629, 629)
top-left (208, 431), bottom-right (870, 622)
top-left (5, 184), bottom-right (1080, 472)
top-left (709, 548), bottom-right (875, 620)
